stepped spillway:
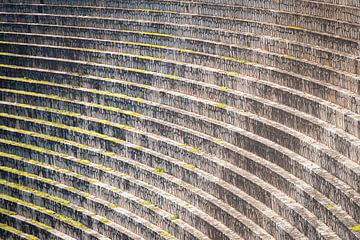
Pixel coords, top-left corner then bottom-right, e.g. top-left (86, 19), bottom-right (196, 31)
top-left (0, 0), bottom-right (359, 239)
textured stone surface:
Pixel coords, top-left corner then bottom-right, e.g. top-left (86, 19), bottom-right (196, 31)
top-left (0, 1), bottom-right (359, 239)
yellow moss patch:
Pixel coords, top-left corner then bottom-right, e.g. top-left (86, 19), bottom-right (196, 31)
top-left (225, 71), bottom-right (240, 76)
top-left (133, 97), bottom-right (145, 103)
top-left (0, 194), bottom-right (86, 229)
top-left (351, 224), bottom-right (360, 231)
top-left (161, 73), bottom-right (178, 79)
top-left (154, 167), bottom-right (164, 174)
top-left (88, 178), bottom-right (99, 183)
top-left (325, 203), bottom-right (333, 209)
top-left (132, 145), bottom-right (144, 150)
top-left (121, 110), bottom-right (142, 117)
top-left (160, 231), bottom-right (176, 239)
top-left (287, 25), bottom-right (305, 30)
top-left (82, 192), bottom-right (91, 198)
top-left (222, 56), bottom-right (252, 64)
top-left (0, 207), bottom-right (16, 215)
top-left (76, 207), bottom-right (86, 211)
top-left (188, 147), bottom-right (202, 153)
top-left (179, 48), bottom-right (194, 53)
top-left (25, 235), bottom-right (40, 240)
top-left (183, 164), bottom-right (196, 169)
top-left (108, 204), bottom-right (117, 209)
top-left (212, 138), bottom-right (223, 143)
top-left (123, 30), bottom-right (173, 37)
top-left (168, 215), bottom-right (179, 221)
top-left (29, 219), bottom-right (52, 230)
top-left (217, 86), bottom-right (228, 91)
top-left (0, 223), bottom-right (22, 235)
top-left (283, 54), bottom-right (295, 59)
top-left (99, 218), bottom-right (110, 223)
top-left (213, 103), bottom-right (227, 108)
top-left (65, 186), bottom-right (77, 192)
top-left (139, 200), bottom-right (152, 206)
top-left (124, 67), bottom-right (148, 73)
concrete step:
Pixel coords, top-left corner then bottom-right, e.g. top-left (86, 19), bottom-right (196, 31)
top-left (0, 163), bottom-right (179, 240)
top-left (0, 177), bottom-right (145, 240)
top-left (1, 31), bottom-right (359, 106)
top-left (1, 97), bottom-right (350, 238)
top-left (0, 217), bottom-right (40, 240)
top-left (0, 124), bottom-right (260, 240)
top-left (1, 40), bottom-right (360, 145)
top-left (0, 98), bottom-right (358, 239)
top-left (0, 110), bottom-right (293, 239)
top-left (1, 3), bottom-right (359, 41)
top-left (0, 80), bottom-right (358, 238)
top-left (0, 11), bottom-right (358, 57)
top-left (0, 39), bottom-right (359, 126)
top-left (0, 95), bottom-right (358, 238)
top-left (0, 1), bottom-right (359, 239)
top-left (2, 64), bottom-right (356, 227)
top-left (0, 207), bottom-right (75, 240)
top-left (0, 138), bottom-right (211, 240)
top-left (4, 0), bottom-right (357, 25)
top-left (0, 55), bottom-right (357, 188)
top-left (1, 21), bottom-right (358, 75)
top-left (0, 192), bottom-right (109, 240)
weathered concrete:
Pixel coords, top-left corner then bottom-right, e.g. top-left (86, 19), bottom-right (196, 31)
top-left (0, 1), bottom-right (359, 240)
